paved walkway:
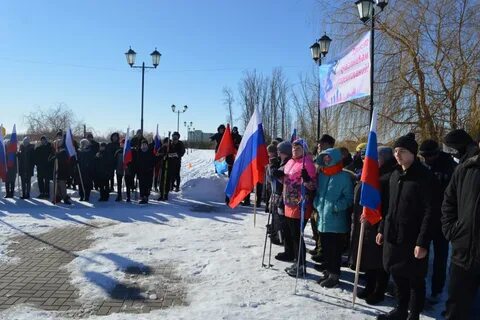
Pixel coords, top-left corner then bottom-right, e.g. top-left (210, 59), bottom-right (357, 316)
top-left (0, 224), bottom-right (186, 317)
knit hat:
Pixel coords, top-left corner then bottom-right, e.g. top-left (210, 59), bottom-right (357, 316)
top-left (277, 141), bottom-right (292, 156)
top-left (267, 144), bottom-right (277, 154)
top-left (318, 134), bottom-right (335, 146)
top-left (393, 133), bottom-right (418, 155)
top-left (172, 131), bottom-right (180, 138)
top-left (443, 129), bottom-right (474, 151)
top-left (419, 139), bottom-right (440, 157)
top-left (22, 136), bottom-right (30, 145)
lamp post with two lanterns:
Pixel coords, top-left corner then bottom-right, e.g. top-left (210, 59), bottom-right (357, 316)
top-left (124, 47), bottom-right (161, 134)
top-left (172, 105), bottom-right (188, 133)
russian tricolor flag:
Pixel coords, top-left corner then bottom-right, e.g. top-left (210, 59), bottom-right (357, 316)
top-left (225, 109), bottom-right (268, 209)
top-left (290, 128), bottom-right (297, 143)
top-left (123, 128), bottom-right (133, 169)
top-left (7, 124), bottom-right (17, 169)
top-left (359, 109), bottom-right (382, 225)
top-left (154, 124), bottom-right (161, 155)
top-left (0, 126), bottom-right (6, 180)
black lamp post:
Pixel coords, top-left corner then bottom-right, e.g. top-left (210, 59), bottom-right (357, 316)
top-left (184, 121), bottom-right (193, 140)
top-left (355, 0), bottom-right (388, 122)
top-left (310, 33), bottom-right (332, 141)
top-left (125, 47), bottom-right (161, 133)
top-left (171, 104), bottom-right (188, 132)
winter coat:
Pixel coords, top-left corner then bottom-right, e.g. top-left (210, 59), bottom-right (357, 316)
top-left (459, 144), bottom-right (480, 164)
top-left (169, 141), bottom-right (186, 165)
top-left (77, 148), bottom-right (95, 189)
top-left (232, 133), bottom-right (242, 149)
top-left (314, 148), bottom-right (354, 234)
top-left (94, 150), bottom-right (110, 181)
top-left (210, 132), bottom-right (223, 152)
top-left (5, 142), bottom-right (17, 182)
top-left (424, 152), bottom-right (457, 237)
top-left (442, 154), bottom-right (480, 272)
top-left (89, 140), bottom-right (100, 155)
top-left (380, 160), bottom-right (437, 278)
top-left (49, 148), bottom-right (70, 180)
top-left (34, 142), bottom-right (54, 178)
top-left (349, 159), bottom-right (396, 271)
top-left (114, 149), bottom-right (125, 176)
top-left (106, 133), bottom-right (120, 172)
top-left (135, 149), bottom-right (155, 178)
top-left (283, 155), bottom-right (316, 220)
top-left (18, 144), bottom-right (35, 177)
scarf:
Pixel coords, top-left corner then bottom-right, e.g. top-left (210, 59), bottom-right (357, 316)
top-left (320, 162), bottom-right (344, 176)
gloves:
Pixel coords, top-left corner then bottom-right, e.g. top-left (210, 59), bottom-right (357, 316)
top-left (168, 152), bottom-right (178, 158)
top-left (301, 169), bottom-right (310, 182)
top-left (272, 169), bottom-right (285, 179)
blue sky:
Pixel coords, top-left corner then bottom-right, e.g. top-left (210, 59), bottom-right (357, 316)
top-left (0, 0), bottom-right (333, 137)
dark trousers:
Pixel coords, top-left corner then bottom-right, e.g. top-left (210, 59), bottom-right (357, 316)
top-left (431, 231), bottom-right (449, 295)
top-left (170, 161), bottom-right (181, 190)
top-left (125, 175), bottom-right (135, 200)
top-left (445, 263), bottom-right (480, 320)
top-left (139, 174), bottom-right (152, 198)
top-left (392, 274), bottom-right (425, 314)
top-left (79, 184), bottom-right (91, 201)
top-left (365, 268), bottom-right (389, 295)
top-left (311, 210), bottom-right (322, 255)
top-left (116, 174), bottom-right (123, 198)
top-left (160, 160), bottom-right (172, 199)
top-left (98, 178), bottom-right (109, 200)
top-left (109, 171), bottom-right (115, 191)
top-left (153, 163), bottom-right (161, 191)
top-left (37, 175), bottom-right (50, 196)
top-left (320, 232), bottom-right (345, 275)
top-left (255, 183), bottom-right (263, 206)
top-left (5, 181), bottom-right (14, 197)
top-left (20, 175), bottom-right (31, 197)
top-left (285, 217), bottom-right (307, 266)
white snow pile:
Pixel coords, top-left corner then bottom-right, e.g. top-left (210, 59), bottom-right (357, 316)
top-left (0, 149), bottom-right (445, 320)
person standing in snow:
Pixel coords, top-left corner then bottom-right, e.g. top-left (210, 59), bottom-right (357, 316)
top-left (441, 147), bottom-right (480, 320)
top-left (18, 137), bottom-right (35, 199)
top-left (418, 139), bottom-right (457, 299)
top-left (95, 142), bottom-right (110, 202)
top-left (271, 141), bottom-right (293, 261)
top-left (135, 139), bottom-right (155, 204)
top-left (4, 139), bottom-right (17, 199)
top-left (210, 124), bottom-right (225, 152)
top-left (106, 132), bottom-right (120, 191)
top-left (49, 137), bottom-right (71, 205)
top-left (169, 132), bottom-right (185, 192)
top-left (157, 137), bottom-right (172, 201)
top-left (77, 139), bottom-right (95, 202)
top-left (114, 139), bottom-right (125, 202)
top-left (376, 133), bottom-right (437, 320)
top-left (34, 136), bottom-right (54, 199)
top-left (277, 139), bottom-right (316, 277)
top-left (314, 147), bottom-right (354, 288)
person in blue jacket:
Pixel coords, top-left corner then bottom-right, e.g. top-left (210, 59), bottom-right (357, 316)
top-left (314, 147), bottom-right (354, 288)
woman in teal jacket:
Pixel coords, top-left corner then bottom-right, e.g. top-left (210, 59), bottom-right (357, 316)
top-left (314, 147), bottom-right (354, 288)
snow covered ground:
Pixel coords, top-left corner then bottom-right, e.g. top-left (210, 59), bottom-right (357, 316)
top-left (0, 149), bottom-right (445, 319)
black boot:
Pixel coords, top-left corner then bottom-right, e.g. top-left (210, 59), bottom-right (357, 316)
top-left (275, 252), bottom-right (294, 262)
top-left (366, 291), bottom-right (385, 305)
top-left (376, 307), bottom-right (408, 320)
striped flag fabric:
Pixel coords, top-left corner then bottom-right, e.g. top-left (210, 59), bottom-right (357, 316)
top-left (65, 128), bottom-right (77, 158)
top-left (0, 126), bottom-right (6, 180)
top-left (123, 128), bottom-right (133, 169)
top-left (290, 128), bottom-right (297, 143)
top-left (154, 124), bottom-right (161, 155)
top-left (6, 124), bottom-right (17, 169)
top-left (359, 109), bottom-right (382, 225)
top-left (225, 109), bottom-right (268, 208)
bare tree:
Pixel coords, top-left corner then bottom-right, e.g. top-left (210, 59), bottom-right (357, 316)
top-left (222, 86), bottom-right (235, 126)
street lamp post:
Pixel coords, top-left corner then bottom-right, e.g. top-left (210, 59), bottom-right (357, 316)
top-left (125, 47), bottom-right (161, 133)
top-left (184, 121), bottom-right (193, 140)
top-left (355, 0), bottom-right (388, 122)
top-left (171, 105), bottom-right (188, 132)
top-left (310, 33), bottom-right (332, 141)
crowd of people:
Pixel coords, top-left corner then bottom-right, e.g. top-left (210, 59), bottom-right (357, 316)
top-left (212, 124), bottom-right (478, 320)
top-left (2, 129), bottom-right (185, 204)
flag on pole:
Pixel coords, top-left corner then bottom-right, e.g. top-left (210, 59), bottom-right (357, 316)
top-left (65, 128), bottom-right (77, 158)
top-left (154, 124), bottom-right (161, 155)
top-left (0, 126), bottom-right (7, 180)
top-left (290, 128), bottom-right (297, 143)
top-left (6, 124), bottom-right (17, 169)
top-left (123, 128), bottom-right (133, 169)
top-left (359, 109), bottom-right (382, 225)
top-left (225, 109), bottom-right (268, 209)
top-left (215, 124), bottom-right (236, 161)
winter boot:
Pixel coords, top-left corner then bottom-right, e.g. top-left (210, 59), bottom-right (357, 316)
top-left (357, 286), bottom-right (374, 300)
top-left (63, 199), bottom-right (72, 205)
top-left (376, 307), bottom-right (408, 320)
top-left (406, 313), bottom-right (419, 320)
top-left (311, 253), bottom-right (324, 263)
top-left (286, 264), bottom-right (306, 278)
top-left (314, 263), bottom-right (327, 272)
top-left (316, 271), bottom-right (330, 284)
top-left (139, 197), bottom-right (148, 204)
top-left (320, 273), bottom-right (339, 288)
top-left (366, 291), bottom-right (385, 305)
top-left (115, 195), bottom-right (122, 202)
top-left (275, 252), bottom-right (294, 262)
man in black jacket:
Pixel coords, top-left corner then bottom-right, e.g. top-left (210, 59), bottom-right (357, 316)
top-left (442, 154), bottom-right (480, 320)
top-left (136, 140), bottom-right (154, 204)
top-left (376, 133), bottom-right (437, 320)
top-left (106, 132), bottom-right (120, 191)
top-left (419, 139), bottom-right (457, 298)
top-left (443, 129), bottom-right (479, 164)
top-left (18, 137), bottom-right (35, 199)
top-left (34, 136), bottom-right (53, 199)
top-left (169, 132), bottom-right (185, 192)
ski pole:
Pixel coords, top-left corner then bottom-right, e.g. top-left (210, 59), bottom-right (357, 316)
top-left (261, 210), bottom-right (273, 268)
